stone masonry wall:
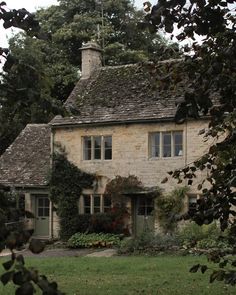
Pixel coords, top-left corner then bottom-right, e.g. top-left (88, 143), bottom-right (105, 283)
top-left (53, 120), bottom-right (212, 194)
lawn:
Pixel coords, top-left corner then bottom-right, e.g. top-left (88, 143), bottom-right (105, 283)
top-left (0, 255), bottom-right (235, 294)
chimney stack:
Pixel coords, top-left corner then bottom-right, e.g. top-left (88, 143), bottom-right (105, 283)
top-left (80, 41), bottom-right (102, 79)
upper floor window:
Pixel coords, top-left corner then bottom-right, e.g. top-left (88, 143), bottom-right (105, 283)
top-left (83, 135), bottom-right (112, 160)
top-left (150, 131), bottom-right (183, 158)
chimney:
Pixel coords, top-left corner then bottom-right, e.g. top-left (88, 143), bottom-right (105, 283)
top-left (80, 41), bottom-right (102, 79)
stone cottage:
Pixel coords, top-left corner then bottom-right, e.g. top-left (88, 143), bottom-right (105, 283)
top-left (0, 42), bottom-right (211, 239)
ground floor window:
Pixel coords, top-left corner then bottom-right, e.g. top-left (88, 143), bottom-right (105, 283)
top-left (81, 194), bottom-right (112, 214)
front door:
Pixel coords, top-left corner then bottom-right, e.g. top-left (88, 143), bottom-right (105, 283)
top-left (135, 196), bottom-right (155, 236)
top-left (34, 195), bottom-right (50, 237)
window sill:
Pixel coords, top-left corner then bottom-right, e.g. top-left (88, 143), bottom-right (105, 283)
top-left (82, 159), bottom-right (113, 162)
top-left (149, 156), bottom-right (184, 161)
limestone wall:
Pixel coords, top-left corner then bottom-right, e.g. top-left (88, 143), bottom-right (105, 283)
top-left (54, 120), bottom-right (212, 194)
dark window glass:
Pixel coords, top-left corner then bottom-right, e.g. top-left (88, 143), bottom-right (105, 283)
top-left (137, 198), bottom-right (154, 216)
top-left (83, 195), bottom-right (91, 214)
top-left (44, 208), bottom-right (50, 217)
top-left (104, 195), bottom-right (112, 212)
top-left (38, 198), bottom-right (44, 207)
top-left (163, 133), bottom-right (171, 157)
top-left (104, 136), bottom-right (112, 160)
top-left (44, 198), bottom-right (50, 207)
top-left (151, 133), bottom-right (160, 157)
top-left (94, 136), bottom-right (101, 159)
top-left (38, 208), bottom-right (44, 217)
top-left (94, 195), bottom-right (101, 213)
top-left (173, 132), bottom-right (183, 156)
top-left (83, 137), bottom-right (92, 160)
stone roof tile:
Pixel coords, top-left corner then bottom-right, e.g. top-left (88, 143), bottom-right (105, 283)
top-left (0, 124), bottom-right (50, 187)
top-left (51, 61), bottom-right (185, 126)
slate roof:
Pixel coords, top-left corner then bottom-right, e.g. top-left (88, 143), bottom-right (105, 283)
top-left (50, 60), bottom-right (188, 126)
top-left (0, 124), bottom-right (51, 188)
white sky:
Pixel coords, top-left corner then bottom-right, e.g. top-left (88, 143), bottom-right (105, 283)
top-left (0, 0), bottom-right (155, 48)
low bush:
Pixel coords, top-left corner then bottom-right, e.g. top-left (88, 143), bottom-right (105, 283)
top-left (68, 232), bottom-right (121, 248)
top-left (196, 238), bottom-right (230, 251)
top-left (118, 231), bottom-right (180, 255)
top-left (178, 222), bottom-right (221, 247)
top-left (177, 222), bottom-right (231, 251)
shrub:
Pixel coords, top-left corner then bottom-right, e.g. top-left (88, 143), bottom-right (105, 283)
top-left (68, 232), bottom-right (121, 248)
top-left (90, 207), bottom-right (130, 235)
top-left (118, 231), bottom-right (180, 255)
top-left (156, 187), bottom-right (188, 234)
top-left (196, 238), bottom-right (230, 251)
top-left (177, 221), bottom-right (230, 250)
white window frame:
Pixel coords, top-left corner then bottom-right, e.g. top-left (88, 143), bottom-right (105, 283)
top-left (82, 135), bottom-right (112, 161)
top-left (149, 131), bottom-right (183, 158)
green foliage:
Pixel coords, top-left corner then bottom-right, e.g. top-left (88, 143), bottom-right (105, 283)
top-left (156, 187), bottom-right (188, 234)
top-left (49, 153), bottom-right (95, 240)
top-left (177, 222), bottom-right (231, 251)
top-left (118, 231), bottom-right (179, 255)
top-left (105, 175), bottom-right (143, 205)
top-left (68, 232), bottom-right (121, 248)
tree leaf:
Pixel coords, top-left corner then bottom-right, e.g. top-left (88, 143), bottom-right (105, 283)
top-left (0, 271), bottom-right (14, 285)
top-left (2, 259), bottom-right (14, 271)
top-left (29, 239), bottom-right (45, 254)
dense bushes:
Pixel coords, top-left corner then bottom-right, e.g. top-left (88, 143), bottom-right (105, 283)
top-left (118, 222), bottom-right (232, 255)
top-left (118, 231), bottom-right (180, 255)
top-left (61, 207), bottom-right (130, 236)
top-left (68, 232), bottom-right (121, 248)
top-left (178, 222), bottom-right (231, 251)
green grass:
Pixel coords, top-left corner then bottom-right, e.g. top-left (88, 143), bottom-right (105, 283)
top-left (0, 255), bottom-right (235, 294)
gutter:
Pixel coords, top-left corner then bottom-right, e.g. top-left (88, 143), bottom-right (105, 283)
top-left (50, 116), bottom-right (210, 130)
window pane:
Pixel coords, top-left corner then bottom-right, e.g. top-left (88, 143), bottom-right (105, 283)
top-left (83, 195), bottom-right (91, 214)
top-left (94, 136), bottom-right (101, 159)
top-left (38, 198), bottom-right (44, 207)
top-left (163, 133), bottom-right (171, 157)
top-left (38, 208), bottom-right (44, 217)
top-left (151, 133), bottom-right (160, 157)
top-left (104, 195), bottom-right (111, 207)
top-left (44, 208), bottom-right (50, 217)
top-left (83, 137), bottom-right (92, 160)
top-left (94, 195), bottom-right (101, 207)
top-left (93, 195), bottom-right (101, 213)
top-left (104, 136), bottom-right (112, 160)
top-left (44, 198), bottom-right (50, 207)
top-left (174, 132), bottom-right (183, 156)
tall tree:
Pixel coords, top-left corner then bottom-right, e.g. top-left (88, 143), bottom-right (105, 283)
top-left (0, 0), bottom-right (180, 155)
top-left (143, 0), bottom-right (236, 284)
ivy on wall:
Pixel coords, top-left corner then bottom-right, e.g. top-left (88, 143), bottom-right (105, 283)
top-left (105, 175), bottom-right (144, 206)
top-left (156, 187), bottom-right (189, 234)
top-left (49, 153), bottom-right (95, 240)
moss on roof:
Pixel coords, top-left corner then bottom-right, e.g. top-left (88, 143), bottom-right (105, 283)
top-left (0, 124), bottom-right (50, 187)
top-left (51, 61), bottom-right (191, 126)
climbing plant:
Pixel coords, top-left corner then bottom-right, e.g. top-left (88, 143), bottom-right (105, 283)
top-left (105, 175), bottom-right (144, 205)
top-left (49, 153), bottom-right (95, 240)
top-left (156, 187), bottom-right (189, 234)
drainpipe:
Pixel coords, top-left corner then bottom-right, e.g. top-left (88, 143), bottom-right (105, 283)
top-left (50, 129), bottom-right (55, 240)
